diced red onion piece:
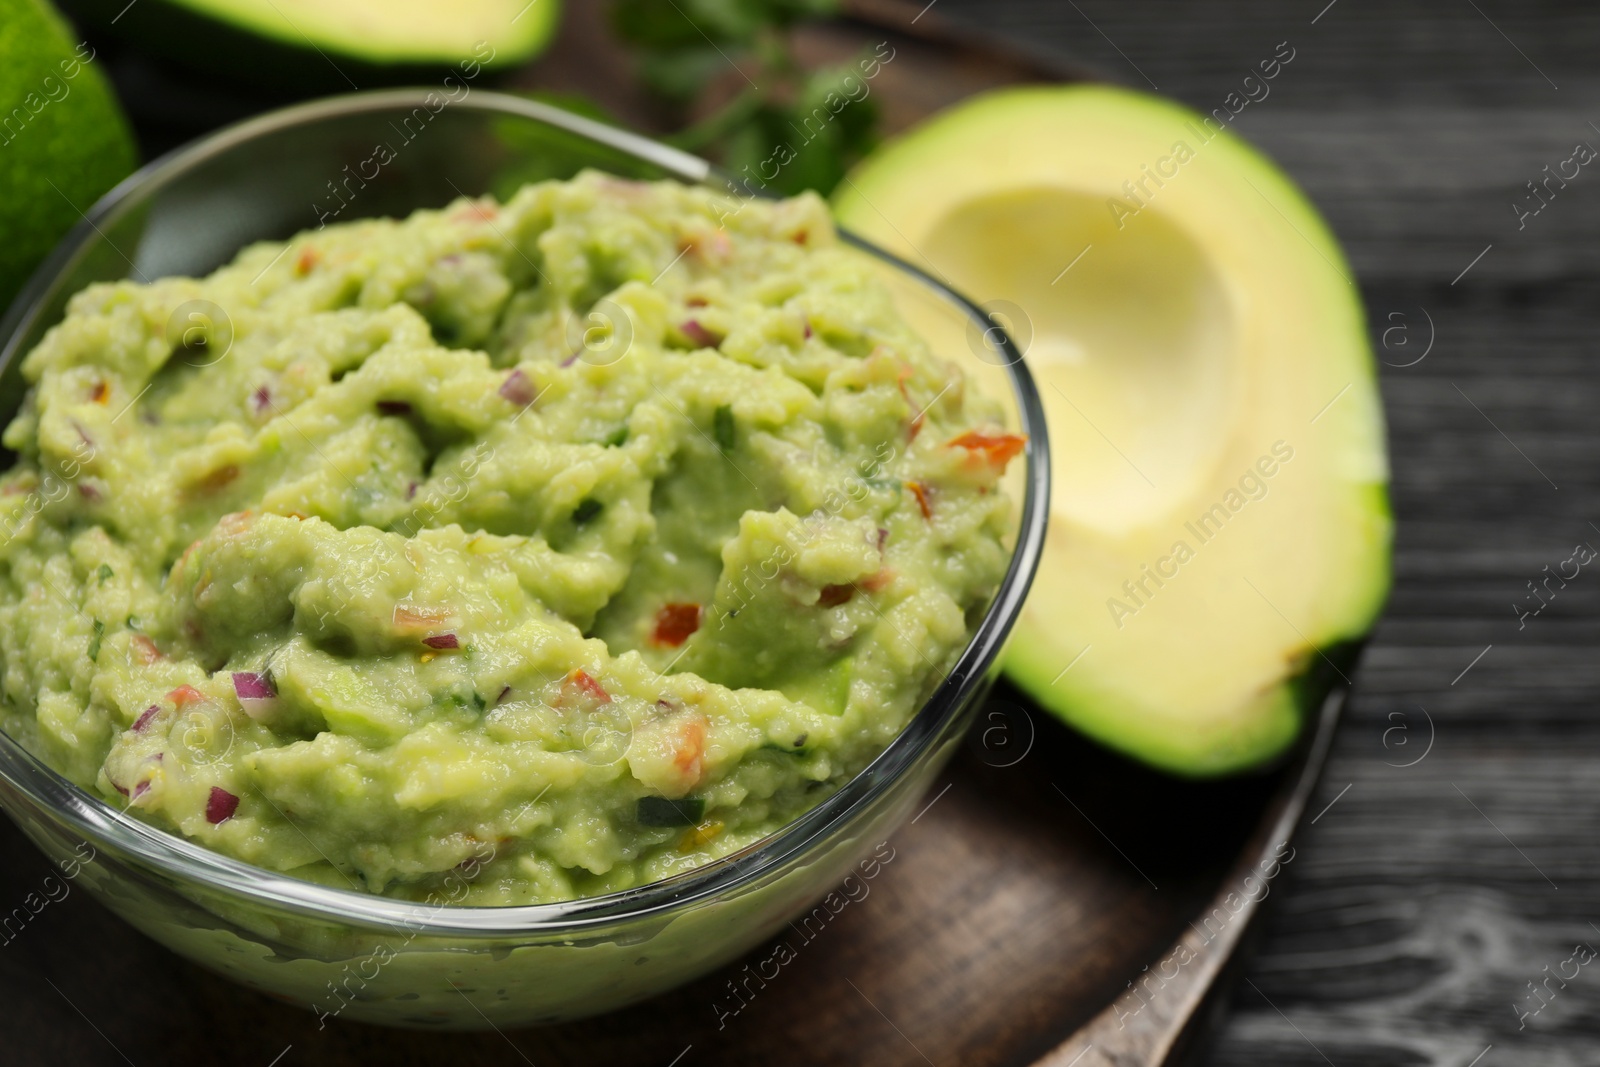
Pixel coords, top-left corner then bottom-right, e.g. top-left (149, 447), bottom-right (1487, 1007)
top-left (423, 633), bottom-right (460, 650)
top-left (232, 671), bottom-right (277, 720)
top-left (206, 786), bottom-right (239, 824)
top-left (232, 671), bottom-right (274, 699)
top-left (132, 705), bottom-right (160, 732)
top-left (818, 584), bottom-right (854, 608)
top-left (682, 320), bottom-right (720, 348)
top-left (499, 368), bottom-right (536, 406)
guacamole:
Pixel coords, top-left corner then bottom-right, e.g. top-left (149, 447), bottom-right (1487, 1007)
top-left (0, 173), bottom-right (1022, 905)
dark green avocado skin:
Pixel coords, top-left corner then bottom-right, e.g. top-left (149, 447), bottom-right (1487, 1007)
top-left (1189, 639), bottom-right (1368, 780)
top-left (60, 0), bottom-right (527, 94)
top-left (1271, 638), bottom-right (1366, 776)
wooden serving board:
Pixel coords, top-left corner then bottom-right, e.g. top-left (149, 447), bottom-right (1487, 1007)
top-left (0, 3), bottom-right (1351, 1065)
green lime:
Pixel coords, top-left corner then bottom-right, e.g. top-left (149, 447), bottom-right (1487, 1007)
top-left (0, 0), bottom-right (138, 313)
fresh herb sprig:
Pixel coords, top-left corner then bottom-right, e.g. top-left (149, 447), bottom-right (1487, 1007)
top-left (608, 0), bottom-right (882, 196)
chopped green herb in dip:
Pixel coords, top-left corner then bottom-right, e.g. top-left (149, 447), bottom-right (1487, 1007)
top-left (0, 173), bottom-right (1022, 904)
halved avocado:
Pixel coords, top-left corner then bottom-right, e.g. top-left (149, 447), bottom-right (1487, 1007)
top-left (62, 0), bottom-right (560, 90)
top-left (835, 86), bottom-right (1391, 776)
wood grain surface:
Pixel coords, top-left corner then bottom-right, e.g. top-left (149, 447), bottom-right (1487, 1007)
top-left (2, 1), bottom-right (1588, 1065)
top-left (915, 2), bottom-right (1597, 1065)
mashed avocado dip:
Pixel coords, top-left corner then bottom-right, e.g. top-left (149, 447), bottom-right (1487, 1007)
top-left (0, 173), bottom-right (1022, 905)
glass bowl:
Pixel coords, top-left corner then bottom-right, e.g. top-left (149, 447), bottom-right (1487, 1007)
top-left (0, 90), bottom-right (1049, 1029)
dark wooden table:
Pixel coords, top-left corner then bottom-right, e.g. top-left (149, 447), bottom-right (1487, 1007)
top-left (933, 1), bottom-right (1599, 1063)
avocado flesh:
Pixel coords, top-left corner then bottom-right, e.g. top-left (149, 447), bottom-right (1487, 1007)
top-left (835, 86), bottom-right (1391, 776)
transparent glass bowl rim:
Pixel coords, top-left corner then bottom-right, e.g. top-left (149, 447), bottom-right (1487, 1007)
top-left (0, 89), bottom-right (1050, 937)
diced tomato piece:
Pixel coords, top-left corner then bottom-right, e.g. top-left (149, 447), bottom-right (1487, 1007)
top-left (131, 635), bottom-right (163, 665)
top-left (453, 202), bottom-right (498, 222)
top-left (679, 230), bottom-right (732, 262)
top-left (896, 363), bottom-right (934, 440)
top-left (906, 480), bottom-right (933, 519)
top-left (566, 669), bottom-right (611, 704)
top-left (948, 430), bottom-right (1027, 471)
top-left (185, 464), bottom-right (240, 495)
top-left (672, 714), bottom-right (708, 786)
top-left (393, 605), bottom-right (452, 631)
top-left (90, 381), bottom-right (110, 404)
top-left (217, 510), bottom-right (255, 534)
top-left (294, 247), bottom-right (320, 275)
top-left (860, 568), bottom-right (894, 593)
top-left (167, 685), bottom-right (205, 708)
top-left (651, 603), bottom-right (702, 647)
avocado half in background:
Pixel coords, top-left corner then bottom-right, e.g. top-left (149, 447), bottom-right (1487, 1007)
top-left (0, 0), bottom-right (137, 313)
top-left (836, 86), bottom-right (1391, 777)
top-left (59, 0), bottom-right (561, 91)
